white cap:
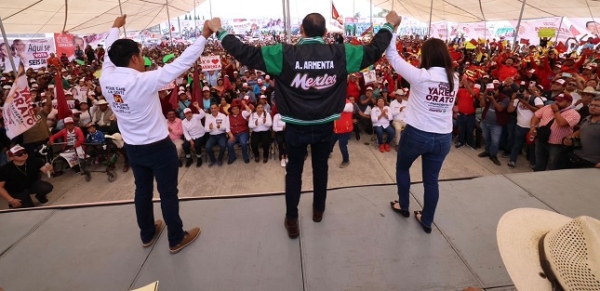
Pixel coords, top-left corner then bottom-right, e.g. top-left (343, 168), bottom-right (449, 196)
top-left (260, 94), bottom-right (267, 99)
top-left (65, 75), bottom-right (72, 80)
top-left (9, 144), bottom-right (26, 155)
top-left (65, 90), bottom-right (73, 95)
top-left (183, 108), bottom-right (192, 114)
top-left (527, 69), bottom-right (535, 74)
top-left (32, 84), bottom-right (39, 88)
top-left (486, 83), bottom-right (495, 90)
top-left (80, 78), bottom-right (86, 82)
top-left (366, 86), bottom-right (373, 91)
top-left (395, 89), bottom-right (405, 96)
top-left (258, 79), bottom-right (263, 83)
top-left (29, 78), bottom-right (37, 83)
top-left (178, 90), bottom-right (186, 95)
top-left (64, 117), bottom-right (74, 124)
top-left (48, 84), bottom-right (55, 88)
top-left (554, 79), bottom-right (566, 85)
top-left (40, 92), bottom-right (46, 97)
top-left (202, 86), bottom-right (210, 91)
top-left (492, 80), bottom-right (500, 85)
top-left (265, 75), bottom-right (271, 80)
top-left (61, 69), bottom-right (67, 72)
top-left (2, 85), bottom-right (10, 89)
top-left (243, 95), bottom-right (250, 100)
top-left (243, 83), bottom-right (248, 87)
top-left (261, 86), bottom-right (267, 91)
top-left (375, 65), bottom-right (382, 70)
top-left (89, 91), bottom-right (95, 96)
top-left (97, 99), bottom-right (108, 105)
top-left (474, 84), bottom-right (482, 89)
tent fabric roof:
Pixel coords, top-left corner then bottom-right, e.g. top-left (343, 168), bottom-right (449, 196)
top-left (1, 0), bottom-right (205, 34)
top-left (375, 0), bottom-right (600, 23)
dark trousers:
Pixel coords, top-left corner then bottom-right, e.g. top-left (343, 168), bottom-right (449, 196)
top-left (457, 113), bottom-right (476, 147)
top-left (206, 133), bottom-right (227, 163)
top-left (358, 117), bottom-right (373, 134)
top-left (251, 130), bottom-right (272, 159)
top-left (330, 132), bottom-right (351, 162)
top-left (9, 180), bottom-right (53, 208)
top-left (183, 135), bottom-right (207, 157)
top-left (500, 116), bottom-right (517, 153)
top-left (125, 137), bottom-right (184, 248)
top-left (275, 131), bottom-right (286, 158)
top-left (534, 141), bottom-right (567, 171)
top-left (510, 126), bottom-right (536, 167)
top-left (285, 123), bottom-right (333, 220)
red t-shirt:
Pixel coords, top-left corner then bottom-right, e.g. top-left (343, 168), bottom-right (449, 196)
top-left (456, 87), bottom-right (479, 115)
top-left (347, 82), bottom-right (361, 98)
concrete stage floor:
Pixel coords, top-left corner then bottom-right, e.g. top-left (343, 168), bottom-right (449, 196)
top-left (0, 168), bottom-right (598, 291)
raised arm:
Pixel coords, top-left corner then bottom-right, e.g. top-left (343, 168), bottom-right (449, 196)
top-left (344, 24), bottom-right (394, 73)
top-left (102, 16), bottom-right (127, 72)
top-left (385, 34), bottom-right (422, 84)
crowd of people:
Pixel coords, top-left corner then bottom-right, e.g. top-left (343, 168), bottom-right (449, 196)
top-left (1, 18), bottom-right (599, 209)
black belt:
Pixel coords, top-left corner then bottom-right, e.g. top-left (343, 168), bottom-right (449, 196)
top-left (127, 136), bottom-right (170, 147)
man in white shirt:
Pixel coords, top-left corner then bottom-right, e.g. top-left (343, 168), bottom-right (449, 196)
top-left (204, 103), bottom-right (233, 167)
top-left (99, 15), bottom-right (209, 254)
top-left (389, 89), bottom-right (408, 151)
top-left (181, 104), bottom-right (207, 167)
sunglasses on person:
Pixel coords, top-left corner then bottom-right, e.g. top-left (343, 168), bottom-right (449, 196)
top-left (13, 151), bottom-right (27, 157)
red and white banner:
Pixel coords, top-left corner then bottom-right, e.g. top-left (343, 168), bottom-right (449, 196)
top-left (54, 32), bottom-right (86, 61)
top-left (2, 62), bottom-right (39, 139)
top-left (200, 55), bottom-right (222, 72)
top-left (0, 37), bottom-right (55, 72)
top-left (509, 17), bottom-right (574, 43)
top-left (565, 18), bottom-right (600, 41)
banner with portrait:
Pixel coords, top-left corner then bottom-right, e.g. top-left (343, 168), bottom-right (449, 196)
top-left (54, 32), bottom-right (86, 61)
top-left (2, 61), bottom-right (39, 139)
top-left (0, 37), bottom-right (55, 72)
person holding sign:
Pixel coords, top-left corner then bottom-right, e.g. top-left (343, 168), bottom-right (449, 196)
top-left (385, 19), bottom-right (458, 234)
top-left (99, 15), bottom-right (212, 254)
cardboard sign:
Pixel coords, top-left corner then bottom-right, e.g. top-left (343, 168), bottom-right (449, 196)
top-left (363, 70), bottom-right (377, 84)
top-left (200, 56), bottom-right (222, 72)
top-left (538, 28), bottom-right (556, 38)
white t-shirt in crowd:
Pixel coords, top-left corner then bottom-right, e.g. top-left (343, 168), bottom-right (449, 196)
top-left (100, 27), bottom-right (208, 145)
top-left (513, 97), bottom-right (544, 128)
top-left (389, 99), bottom-right (407, 121)
top-left (205, 112), bottom-right (230, 135)
top-left (181, 111), bottom-right (206, 140)
top-left (386, 34), bottom-right (457, 134)
top-left (272, 113), bottom-right (286, 132)
top-left (249, 111), bottom-right (273, 132)
top-left (370, 106), bottom-right (393, 128)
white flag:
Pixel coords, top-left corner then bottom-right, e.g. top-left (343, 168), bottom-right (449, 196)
top-left (2, 61), bottom-right (40, 139)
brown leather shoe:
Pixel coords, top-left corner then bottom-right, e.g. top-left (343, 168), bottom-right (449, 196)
top-left (169, 227), bottom-right (201, 254)
top-left (313, 209), bottom-right (324, 222)
top-left (142, 220), bottom-right (165, 248)
top-left (284, 218), bottom-right (299, 239)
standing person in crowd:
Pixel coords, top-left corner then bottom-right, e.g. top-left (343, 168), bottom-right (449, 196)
top-left (207, 11), bottom-right (400, 238)
top-left (506, 86), bottom-right (544, 168)
top-left (530, 93), bottom-right (581, 171)
top-left (272, 106), bottom-right (288, 168)
top-left (181, 104), bottom-right (207, 168)
top-left (166, 110), bottom-right (185, 167)
top-left (204, 103), bottom-right (232, 167)
top-left (385, 24), bottom-right (458, 234)
top-left (0, 145), bottom-right (54, 208)
top-left (371, 97), bottom-right (395, 153)
top-left (226, 99), bottom-right (252, 164)
top-left (249, 103), bottom-right (273, 163)
top-left (330, 97), bottom-right (354, 168)
top-left (99, 15), bottom-right (208, 254)
top-left (563, 97), bottom-right (600, 169)
top-left (389, 89), bottom-right (408, 151)
top-left (454, 77), bottom-right (479, 149)
top-left (478, 83), bottom-right (510, 166)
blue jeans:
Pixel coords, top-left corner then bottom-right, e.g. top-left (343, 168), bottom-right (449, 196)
top-left (457, 113), bottom-right (476, 146)
top-left (330, 132), bottom-right (351, 162)
top-left (374, 125), bottom-right (395, 145)
top-left (510, 126), bottom-right (535, 166)
top-left (396, 125), bottom-right (451, 228)
top-left (206, 133), bottom-right (227, 163)
top-left (125, 137), bottom-right (184, 248)
top-left (501, 116), bottom-right (517, 153)
top-left (227, 132), bottom-right (249, 162)
top-left (481, 120), bottom-right (502, 157)
top-left (285, 123), bottom-right (333, 219)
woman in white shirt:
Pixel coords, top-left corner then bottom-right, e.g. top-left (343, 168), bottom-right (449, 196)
top-left (249, 103), bottom-right (273, 163)
top-left (78, 101), bottom-right (93, 128)
top-left (386, 34), bottom-right (457, 234)
top-left (272, 110), bottom-right (287, 168)
top-left (370, 97), bottom-right (395, 153)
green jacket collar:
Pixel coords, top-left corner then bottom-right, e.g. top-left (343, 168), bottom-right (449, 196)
top-left (296, 37), bottom-right (326, 45)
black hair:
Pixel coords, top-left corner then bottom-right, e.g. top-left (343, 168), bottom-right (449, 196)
top-left (420, 38), bottom-right (456, 92)
top-left (302, 13), bottom-right (326, 38)
top-left (108, 39), bottom-right (141, 67)
top-left (586, 21), bottom-right (598, 28)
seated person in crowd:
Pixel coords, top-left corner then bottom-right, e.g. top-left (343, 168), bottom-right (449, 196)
top-left (227, 99), bottom-right (252, 164)
top-left (205, 103), bottom-right (232, 167)
top-left (0, 145), bottom-right (54, 208)
top-left (371, 97), bottom-right (395, 153)
top-left (248, 102), bottom-right (273, 163)
top-left (358, 87), bottom-right (376, 134)
top-left (166, 110), bottom-right (185, 166)
top-left (49, 117), bottom-right (85, 150)
top-left (91, 99), bottom-right (115, 133)
top-left (389, 89), bottom-right (408, 151)
top-left (181, 104), bottom-right (207, 168)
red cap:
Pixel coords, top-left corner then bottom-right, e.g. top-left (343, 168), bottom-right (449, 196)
top-left (555, 93), bottom-right (573, 103)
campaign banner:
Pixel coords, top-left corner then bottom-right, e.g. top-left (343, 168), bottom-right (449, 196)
top-left (509, 17), bottom-right (573, 43)
top-left (2, 62), bottom-right (39, 139)
top-left (455, 22), bottom-right (493, 41)
top-left (200, 55), bottom-right (222, 72)
top-left (0, 37), bottom-right (55, 72)
top-left (565, 18), bottom-right (600, 41)
top-left (51, 99), bottom-right (77, 110)
top-left (54, 32), bottom-right (86, 60)
top-left (363, 70), bottom-right (377, 84)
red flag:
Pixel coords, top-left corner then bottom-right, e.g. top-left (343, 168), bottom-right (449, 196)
top-left (361, 25), bottom-right (373, 37)
top-left (520, 38), bottom-right (530, 45)
top-left (555, 42), bottom-right (568, 54)
top-left (192, 66), bottom-right (202, 113)
top-left (54, 74), bottom-right (70, 120)
top-left (332, 2), bottom-right (340, 20)
top-left (169, 85), bottom-right (179, 112)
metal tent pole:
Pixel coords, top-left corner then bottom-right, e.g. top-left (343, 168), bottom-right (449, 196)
top-left (165, 0), bottom-right (174, 48)
top-left (428, 0), bottom-right (433, 37)
top-left (285, 0), bottom-right (291, 43)
top-left (281, 0), bottom-right (287, 42)
top-left (369, 0), bottom-right (373, 29)
top-left (194, 0), bottom-right (197, 33)
top-left (118, 0), bottom-right (127, 37)
top-left (392, 0), bottom-right (394, 11)
top-left (512, 0), bottom-right (526, 50)
top-left (555, 16), bottom-right (564, 43)
top-left (209, 0), bottom-right (213, 19)
top-left (0, 16), bottom-right (18, 77)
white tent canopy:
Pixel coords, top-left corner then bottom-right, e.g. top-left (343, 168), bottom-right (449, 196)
top-left (1, 0), bottom-right (206, 34)
top-left (375, 0), bottom-right (600, 23)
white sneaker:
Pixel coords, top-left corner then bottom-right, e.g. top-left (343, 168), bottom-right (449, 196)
top-left (280, 159), bottom-right (286, 168)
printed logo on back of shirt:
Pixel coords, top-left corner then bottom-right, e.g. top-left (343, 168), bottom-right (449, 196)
top-left (290, 73), bottom-right (337, 90)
